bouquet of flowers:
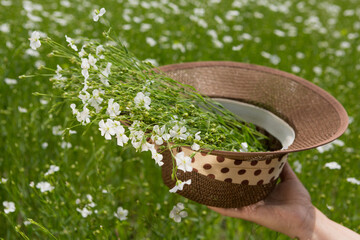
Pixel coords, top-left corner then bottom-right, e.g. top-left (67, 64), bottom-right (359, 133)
top-left (27, 22), bottom-right (270, 195)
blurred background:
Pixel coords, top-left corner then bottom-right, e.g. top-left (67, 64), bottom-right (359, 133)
top-left (0, 0), bottom-right (359, 239)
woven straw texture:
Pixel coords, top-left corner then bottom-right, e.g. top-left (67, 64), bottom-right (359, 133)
top-left (158, 61), bottom-right (348, 208)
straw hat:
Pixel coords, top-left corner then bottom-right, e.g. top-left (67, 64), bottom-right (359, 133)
top-left (158, 61), bottom-right (348, 208)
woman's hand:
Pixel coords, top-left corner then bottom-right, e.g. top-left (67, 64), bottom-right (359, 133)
top-left (208, 163), bottom-right (360, 240)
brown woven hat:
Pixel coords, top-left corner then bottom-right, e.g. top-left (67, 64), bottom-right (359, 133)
top-left (158, 61), bottom-right (348, 208)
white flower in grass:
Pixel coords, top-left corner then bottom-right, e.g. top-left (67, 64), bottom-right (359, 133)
top-left (76, 105), bottom-right (91, 125)
top-left (36, 181), bottom-right (55, 192)
top-left (114, 207), bottom-right (128, 221)
top-left (99, 119), bottom-right (115, 140)
top-left (347, 177), bottom-right (360, 185)
top-left (169, 203), bottom-right (187, 223)
top-left (293, 160), bottom-right (302, 173)
top-left (76, 207), bottom-right (92, 218)
top-left (24, 220), bottom-right (31, 226)
top-left (29, 31), bottom-right (41, 50)
top-left (317, 139), bottom-right (344, 153)
top-left (65, 35), bottom-right (78, 51)
top-left (134, 92), bottom-right (151, 110)
top-left (79, 46), bottom-right (87, 58)
top-left (107, 98), bottom-right (120, 118)
top-left (175, 152), bottom-right (193, 172)
top-left (96, 45), bottom-right (105, 59)
top-left (52, 125), bottom-right (63, 136)
top-left (44, 165), bottom-right (60, 176)
top-left (78, 89), bottom-right (91, 104)
top-left (3, 201), bottom-right (15, 214)
top-left (100, 62), bottom-right (112, 85)
top-left (89, 89), bottom-right (104, 113)
top-left (169, 179), bottom-right (191, 193)
top-left (70, 103), bottom-right (78, 115)
top-left (81, 58), bottom-right (90, 80)
top-left (18, 106), bottom-right (28, 113)
top-left (4, 78), bottom-right (17, 85)
top-left (324, 162), bottom-right (341, 170)
top-left (0, 178), bottom-right (8, 184)
top-left (53, 65), bottom-right (66, 81)
top-left (170, 125), bottom-right (188, 140)
top-left (93, 8), bottom-right (106, 22)
top-left (88, 54), bottom-right (98, 70)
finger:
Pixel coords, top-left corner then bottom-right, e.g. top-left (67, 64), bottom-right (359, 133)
top-left (280, 162), bottom-right (298, 182)
top-left (208, 203), bottom-right (262, 221)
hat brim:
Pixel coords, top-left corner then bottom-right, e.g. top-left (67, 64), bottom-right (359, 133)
top-left (158, 61), bottom-right (348, 157)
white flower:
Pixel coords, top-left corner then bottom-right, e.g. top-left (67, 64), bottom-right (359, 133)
top-left (99, 119), bottom-right (116, 140)
top-left (88, 54), bottom-right (98, 70)
top-left (3, 201), bottom-right (16, 214)
top-left (324, 162), bottom-right (341, 170)
top-left (44, 165), bottom-right (60, 176)
top-left (89, 89), bottom-right (104, 113)
top-left (175, 152), bottom-right (193, 172)
top-left (191, 143), bottom-right (200, 151)
top-left (114, 122), bottom-right (128, 146)
top-left (170, 125), bottom-right (188, 140)
top-left (75, 105), bottom-right (91, 125)
top-left (100, 62), bottom-right (112, 85)
top-left (134, 92), bottom-right (151, 110)
top-left (141, 142), bottom-right (155, 152)
top-left (4, 78), bottom-right (17, 85)
top-left (239, 142), bottom-right (248, 152)
top-left (24, 220), bottom-right (31, 226)
top-left (70, 103), bottom-right (78, 115)
top-left (65, 35), bottom-right (78, 51)
top-left (36, 181), bottom-right (55, 192)
top-left (53, 65), bottom-right (66, 81)
top-left (293, 160), bottom-right (302, 173)
top-left (76, 207), bottom-right (92, 218)
top-left (29, 181), bottom-right (34, 187)
top-left (347, 177), bottom-right (360, 185)
top-left (96, 45), bottom-right (105, 59)
top-left (194, 131), bottom-right (201, 141)
top-left (114, 207), bottom-right (128, 221)
top-left (79, 46), bottom-right (87, 58)
top-left (18, 106), bottom-right (28, 113)
top-left (78, 89), bottom-right (91, 104)
top-left (0, 178), bottom-right (8, 184)
top-left (106, 98), bottom-right (121, 118)
top-left (151, 149), bottom-right (164, 166)
top-left (162, 133), bottom-right (171, 141)
top-left (317, 139), bottom-right (344, 153)
top-left (93, 8), bottom-right (106, 22)
top-left (169, 179), bottom-right (191, 193)
top-left (29, 31), bottom-right (41, 50)
top-left (169, 203), bottom-right (187, 223)
top-left (52, 125), bottom-right (63, 136)
top-left (151, 125), bottom-right (165, 145)
top-left (81, 58), bottom-right (90, 80)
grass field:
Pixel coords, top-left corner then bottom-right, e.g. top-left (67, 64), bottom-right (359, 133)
top-left (1, 0), bottom-right (359, 239)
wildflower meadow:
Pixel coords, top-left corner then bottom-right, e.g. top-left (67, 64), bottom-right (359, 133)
top-left (1, 0), bottom-right (359, 239)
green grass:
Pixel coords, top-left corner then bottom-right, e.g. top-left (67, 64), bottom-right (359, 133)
top-left (1, 0), bottom-right (359, 239)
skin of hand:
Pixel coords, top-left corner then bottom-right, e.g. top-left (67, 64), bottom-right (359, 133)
top-left (208, 163), bottom-right (360, 240)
